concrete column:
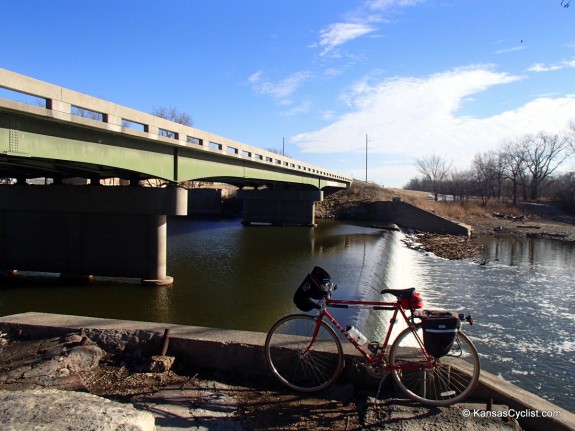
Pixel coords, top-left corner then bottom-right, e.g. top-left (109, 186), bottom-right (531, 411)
top-left (142, 215), bottom-right (170, 286)
top-left (0, 185), bottom-right (187, 285)
top-left (237, 189), bottom-right (322, 226)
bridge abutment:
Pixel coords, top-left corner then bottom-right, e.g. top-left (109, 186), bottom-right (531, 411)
top-left (0, 185), bottom-right (187, 285)
top-left (237, 189), bottom-right (322, 226)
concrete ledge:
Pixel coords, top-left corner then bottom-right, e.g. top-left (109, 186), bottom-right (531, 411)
top-left (0, 312), bottom-right (573, 431)
top-left (0, 312), bottom-right (269, 374)
top-left (369, 201), bottom-right (471, 236)
top-left (474, 367), bottom-right (575, 431)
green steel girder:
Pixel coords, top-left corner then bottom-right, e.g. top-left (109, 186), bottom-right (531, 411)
top-left (0, 112), bottom-right (349, 190)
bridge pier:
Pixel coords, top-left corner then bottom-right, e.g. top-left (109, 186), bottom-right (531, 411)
top-left (0, 185), bottom-right (187, 285)
top-left (187, 188), bottom-right (222, 216)
top-left (237, 189), bottom-right (322, 226)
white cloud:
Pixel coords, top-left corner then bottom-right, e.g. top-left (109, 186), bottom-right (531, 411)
top-left (248, 70), bottom-right (263, 83)
top-left (366, 0), bottom-right (426, 9)
top-left (528, 63), bottom-right (563, 72)
top-left (495, 46), bottom-right (526, 54)
top-left (291, 66), bottom-right (575, 181)
top-left (528, 58), bottom-right (575, 72)
top-left (281, 101), bottom-right (312, 116)
top-left (248, 71), bottom-right (312, 100)
top-left (318, 23), bottom-right (376, 56)
top-left (322, 110), bottom-right (337, 121)
top-left (315, 0), bottom-right (424, 56)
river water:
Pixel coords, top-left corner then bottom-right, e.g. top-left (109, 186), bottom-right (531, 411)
top-left (0, 217), bottom-right (573, 412)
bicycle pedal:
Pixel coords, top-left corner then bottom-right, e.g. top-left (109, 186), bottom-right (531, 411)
top-left (360, 362), bottom-right (389, 379)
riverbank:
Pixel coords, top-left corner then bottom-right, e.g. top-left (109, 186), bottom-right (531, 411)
top-left (2, 313), bottom-right (574, 430)
top-left (403, 213), bottom-right (575, 260)
top-left (317, 183), bottom-right (575, 260)
top-left (401, 215), bottom-right (575, 260)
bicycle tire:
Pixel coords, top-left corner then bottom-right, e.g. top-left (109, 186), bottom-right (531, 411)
top-left (389, 323), bottom-right (480, 406)
top-left (264, 314), bottom-right (344, 392)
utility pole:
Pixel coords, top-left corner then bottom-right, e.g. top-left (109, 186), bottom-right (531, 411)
top-left (365, 134), bottom-right (368, 183)
top-left (282, 137), bottom-right (285, 156)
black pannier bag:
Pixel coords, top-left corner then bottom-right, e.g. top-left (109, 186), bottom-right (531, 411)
top-left (293, 266), bottom-right (331, 312)
top-left (421, 314), bottom-right (461, 358)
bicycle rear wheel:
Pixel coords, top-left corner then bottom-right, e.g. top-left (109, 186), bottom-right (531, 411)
top-left (265, 314), bottom-right (344, 392)
top-left (389, 324), bottom-right (480, 406)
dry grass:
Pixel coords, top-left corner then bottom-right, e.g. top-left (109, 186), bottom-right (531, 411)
top-left (335, 181), bottom-right (530, 226)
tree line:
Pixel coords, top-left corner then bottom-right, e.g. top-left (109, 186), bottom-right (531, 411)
top-left (405, 123), bottom-right (575, 212)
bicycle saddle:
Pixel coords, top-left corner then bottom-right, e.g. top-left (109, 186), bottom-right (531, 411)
top-left (380, 288), bottom-right (415, 299)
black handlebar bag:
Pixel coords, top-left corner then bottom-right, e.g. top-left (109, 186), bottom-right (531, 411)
top-left (421, 314), bottom-right (461, 358)
top-left (293, 266), bottom-right (331, 312)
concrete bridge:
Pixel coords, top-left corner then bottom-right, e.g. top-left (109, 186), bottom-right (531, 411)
top-left (0, 68), bottom-right (352, 284)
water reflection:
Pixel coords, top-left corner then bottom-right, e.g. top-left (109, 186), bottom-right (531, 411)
top-left (166, 218), bottom-right (394, 331)
top-left (0, 218), bottom-right (573, 412)
top-left (477, 235), bottom-right (575, 269)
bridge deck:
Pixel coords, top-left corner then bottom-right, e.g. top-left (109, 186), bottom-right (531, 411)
top-left (0, 68), bottom-right (351, 189)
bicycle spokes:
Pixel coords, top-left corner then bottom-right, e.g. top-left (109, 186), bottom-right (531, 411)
top-left (390, 327), bottom-right (480, 406)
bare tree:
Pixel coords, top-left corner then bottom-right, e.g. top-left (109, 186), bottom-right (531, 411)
top-left (71, 106), bottom-right (104, 121)
top-left (551, 171), bottom-right (575, 210)
top-left (152, 106), bottom-right (193, 126)
top-left (523, 132), bottom-right (573, 200)
top-left (471, 151), bottom-right (506, 205)
top-left (447, 168), bottom-right (472, 204)
top-left (403, 176), bottom-right (431, 192)
top-left (152, 106), bottom-right (193, 138)
top-left (415, 154), bottom-right (452, 201)
top-left (569, 120), bottom-right (575, 152)
top-left (501, 139), bottom-right (528, 205)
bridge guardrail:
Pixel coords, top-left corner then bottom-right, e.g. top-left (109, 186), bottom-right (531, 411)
top-left (0, 68), bottom-right (351, 184)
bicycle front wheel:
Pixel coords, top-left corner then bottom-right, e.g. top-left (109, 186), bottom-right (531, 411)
top-left (265, 314), bottom-right (344, 392)
top-left (389, 324), bottom-right (480, 406)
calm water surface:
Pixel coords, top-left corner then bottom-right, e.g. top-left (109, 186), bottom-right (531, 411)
top-left (0, 218), bottom-right (573, 412)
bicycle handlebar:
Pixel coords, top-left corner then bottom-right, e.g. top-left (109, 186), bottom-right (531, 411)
top-left (457, 313), bottom-right (474, 325)
top-left (322, 282), bottom-right (337, 295)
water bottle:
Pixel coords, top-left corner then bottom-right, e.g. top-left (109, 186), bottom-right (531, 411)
top-left (347, 325), bottom-right (368, 346)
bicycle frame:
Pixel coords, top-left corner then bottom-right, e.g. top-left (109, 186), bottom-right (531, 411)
top-left (266, 275), bottom-right (479, 406)
top-left (306, 296), bottom-right (432, 371)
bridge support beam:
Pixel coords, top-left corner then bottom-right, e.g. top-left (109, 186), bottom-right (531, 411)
top-left (237, 189), bottom-right (322, 226)
top-left (0, 185), bottom-right (187, 285)
top-left (188, 189), bottom-right (222, 216)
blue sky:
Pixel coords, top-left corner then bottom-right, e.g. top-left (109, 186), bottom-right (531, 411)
top-left (1, 0), bottom-right (574, 187)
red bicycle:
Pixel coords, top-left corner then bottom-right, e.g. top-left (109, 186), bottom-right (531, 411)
top-left (264, 267), bottom-right (480, 406)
